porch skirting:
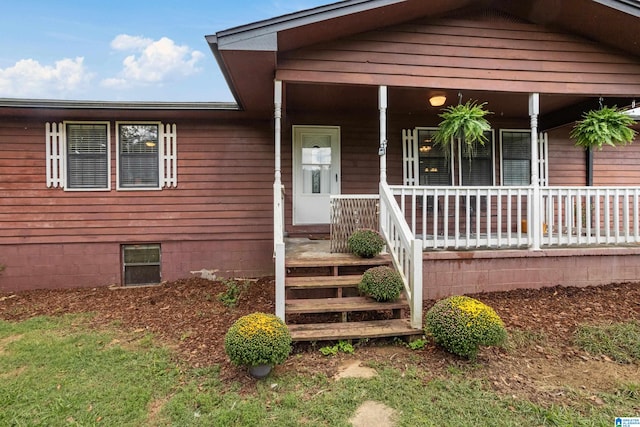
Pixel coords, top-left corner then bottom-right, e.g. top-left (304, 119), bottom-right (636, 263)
top-left (422, 246), bottom-right (640, 300)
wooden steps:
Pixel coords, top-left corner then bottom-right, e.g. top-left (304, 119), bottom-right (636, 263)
top-left (285, 275), bottom-right (361, 290)
top-left (288, 319), bottom-right (418, 341)
top-left (286, 296), bottom-right (407, 314)
top-left (284, 250), bottom-right (422, 342)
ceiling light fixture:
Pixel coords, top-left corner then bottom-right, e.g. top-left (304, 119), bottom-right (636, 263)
top-left (429, 93), bottom-right (447, 107)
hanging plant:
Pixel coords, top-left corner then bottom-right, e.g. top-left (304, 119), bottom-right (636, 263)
top-left (433, 100), bottom-right (492, 159)
top-left (570, 106), bottom-right (637, 149)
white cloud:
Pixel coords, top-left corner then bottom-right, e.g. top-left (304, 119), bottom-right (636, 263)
top-left (101, 35), bottom-right (204, 89)
top-left (0, 57), bottom-right (93, 98)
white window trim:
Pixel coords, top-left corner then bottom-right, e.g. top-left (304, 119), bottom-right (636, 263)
top-left (116, 121), bottom-right (163, 191)
top-left (499, 129), bottom-right (531, 186)
top-left (63, 121), bottom-right (112, 192)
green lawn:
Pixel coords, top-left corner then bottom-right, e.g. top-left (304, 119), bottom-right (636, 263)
top-left (1, 315), bottom-right (638, 426)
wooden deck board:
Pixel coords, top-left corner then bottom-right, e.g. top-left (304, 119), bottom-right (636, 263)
top-left (288, 318), bottom-right (422, 341)
top-left (286, 296), bottom-right (407, 314)
top-left (285, 274), bottom-right (362, 289)
top-left (285, 253), bottom-right (391, 268)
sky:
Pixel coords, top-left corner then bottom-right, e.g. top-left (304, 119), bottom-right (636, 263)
top-left (0, 0), bottom-right (328, 102)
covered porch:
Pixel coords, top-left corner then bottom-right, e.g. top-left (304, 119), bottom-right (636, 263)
top-left (249, 2), bottom-right (640, 340)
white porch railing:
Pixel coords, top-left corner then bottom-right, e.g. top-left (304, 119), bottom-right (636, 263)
top-left (380, 183), bottom-right (423, 329)
top-left (390, 185), bottom-right (533, 250)
top-left (541, 187), bottom-right (640, 246)
top-left (388, 185), bottom-right (640, 250)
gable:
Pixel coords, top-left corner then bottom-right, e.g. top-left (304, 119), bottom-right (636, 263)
top-left (277, 9), bottom-right (640, 96)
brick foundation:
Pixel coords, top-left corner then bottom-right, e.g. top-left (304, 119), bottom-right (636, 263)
top-left (0, 240), bottom-right (274, 292)
top-left (422, 247), bottom-right (640, 299)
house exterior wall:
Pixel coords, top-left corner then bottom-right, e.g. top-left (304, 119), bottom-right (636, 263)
top-left (0, 110), bottom-right (275, 291)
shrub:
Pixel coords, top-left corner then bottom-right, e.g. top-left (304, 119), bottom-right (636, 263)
top-left (425, 296), bottom-right (507, 359)
top-left (347, 229), bottom-right (385, 258)
top-left (359, 266), bottom-right (404, 302)
top-left (224, 312), bottom-right (292, 367)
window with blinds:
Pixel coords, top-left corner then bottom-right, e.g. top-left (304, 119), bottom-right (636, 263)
top-left (66, 123), bottom-right (109, 189)
top-left (461, 131), bottom-right (494, 185)
top-left (501, 130), bottom-right (531, 186)
top-left (118, 124), bottom-right (160, 188)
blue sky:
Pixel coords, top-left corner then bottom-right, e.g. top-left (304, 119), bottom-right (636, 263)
top-left (0, 1), bottom-right (328, 102)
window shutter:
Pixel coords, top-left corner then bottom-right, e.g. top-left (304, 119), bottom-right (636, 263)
top-left (402, 128), bottom-right (418, 185)
top-left (538, 132), bottom-right (548, 186)
top-left (161, 123), bottom-right (177, 188)
top-left (45, 122), bottom-right (65, 188)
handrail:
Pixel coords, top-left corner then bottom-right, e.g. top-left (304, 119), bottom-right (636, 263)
top-left (379, 182), bottom-right (423, 329)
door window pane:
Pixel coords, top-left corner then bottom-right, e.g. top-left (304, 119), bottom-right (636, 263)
top-left (301, 135), bottom-right (332, 194)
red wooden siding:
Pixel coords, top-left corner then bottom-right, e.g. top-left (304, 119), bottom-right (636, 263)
top-left (277, 10), bottom-right (640, 96)
top-left (0, 113), bottom-right (276, 290)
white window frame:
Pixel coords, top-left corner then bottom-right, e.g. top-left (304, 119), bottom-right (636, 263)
top-left (499, 129), bottom-right (531, 186)
top-left (63, 121), bottom-right (111, 192)
top-left (116, 121), bottom-right (163, 191)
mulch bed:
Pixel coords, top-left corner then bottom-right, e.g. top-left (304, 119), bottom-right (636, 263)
top-left (1, 277), bottom-right (639, 392)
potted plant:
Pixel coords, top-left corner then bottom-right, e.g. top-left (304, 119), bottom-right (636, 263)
top-left (433, 100), bottom-right (492, 160)
top-left (347, 228), bottom-right (385, 258)
top-left (359, 266), bottom-right (404, 302)
top-left (570, 106), bottom-right (637, 149)
top-left (224, 312), bottom-right (292, 378)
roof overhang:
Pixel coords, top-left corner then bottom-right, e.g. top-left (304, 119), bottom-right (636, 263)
top-left (208, 0), bottom-right (640, 114)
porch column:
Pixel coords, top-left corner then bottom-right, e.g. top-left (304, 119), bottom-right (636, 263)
top-left (379, 85), bottom-right (388, 184)
top-left (274, 79), bottom-right (285, 320)
top-left (529, 93), bottom-right (541, 250)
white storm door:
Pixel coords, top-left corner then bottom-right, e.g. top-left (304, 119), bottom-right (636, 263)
top-left (293, 126), bottom-right (341, 225)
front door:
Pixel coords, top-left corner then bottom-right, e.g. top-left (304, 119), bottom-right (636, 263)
top-left (292, 126), bottom-right (341, 225)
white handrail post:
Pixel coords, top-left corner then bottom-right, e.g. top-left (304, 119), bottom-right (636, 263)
top-left (379, 85), bottom-right (388, 184)
top-left (411, 238), bottom-right (423, 329)
top-left (274, 79), bottom-right (285, 320)
top-left (529, 93), bottom-right (541, 250)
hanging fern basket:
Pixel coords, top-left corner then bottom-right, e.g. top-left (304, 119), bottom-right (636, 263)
top-left (433, 100), bottom-right (492, 158)
top-left (570, 106), bottom-right (637, 149)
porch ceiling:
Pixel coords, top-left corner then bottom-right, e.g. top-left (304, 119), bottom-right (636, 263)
top-left (285, 83), bottom-right (634, 130)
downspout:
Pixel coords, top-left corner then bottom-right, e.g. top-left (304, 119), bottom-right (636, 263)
top-left (529, 93), bottom-right (541, 250)
top-left (586, 147), bottom-right (594, 186)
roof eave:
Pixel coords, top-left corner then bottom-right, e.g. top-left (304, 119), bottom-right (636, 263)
top-left (0, 98), bottom-right (240, 111)
top-left (209, 0), bottom-right (404, 51)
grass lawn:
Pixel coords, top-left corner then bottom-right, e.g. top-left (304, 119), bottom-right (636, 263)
top-left (1, 315), bottom-right (639, 426)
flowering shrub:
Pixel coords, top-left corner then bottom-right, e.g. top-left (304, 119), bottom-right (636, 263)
top-left (224, 312), bottom-right (292, 367)
top-left (348, 229), bottom-right (385, 258)
top-left (359, 266), bottom-right (404, 302)
top-left (425, 296), bottom-right (507, 359)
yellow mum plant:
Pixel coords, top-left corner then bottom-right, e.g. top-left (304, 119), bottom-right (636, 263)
top-left (425, 296), bottom-right (507, 359)
top-left (224, 312), bottom-right (292, 367)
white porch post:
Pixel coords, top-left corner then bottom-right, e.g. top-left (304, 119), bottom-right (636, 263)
top-left (529, 93), bottom-right (541, 250)
top-left (379, 85), bottom-right (388, 184)
top-left (274, 80), bottom-right (285, 320)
